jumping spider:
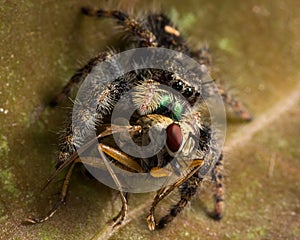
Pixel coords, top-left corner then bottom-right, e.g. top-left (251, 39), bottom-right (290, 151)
top-left (25, 6), bottom-right (251, 230)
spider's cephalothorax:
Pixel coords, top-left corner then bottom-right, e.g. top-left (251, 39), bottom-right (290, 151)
top-left (25, 6), bottom-right (251, 230)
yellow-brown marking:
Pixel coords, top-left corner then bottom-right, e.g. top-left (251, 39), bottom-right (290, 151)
top-left (164, 25), bottom-right (180, 36)
top-left (150, 167), bottom-right (172, 178)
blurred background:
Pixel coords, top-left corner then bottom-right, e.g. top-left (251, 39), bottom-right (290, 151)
top-left (0, 0), bottom-right (299, 239)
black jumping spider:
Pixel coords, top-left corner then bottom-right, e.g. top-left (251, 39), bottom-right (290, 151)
top-left (25, 6), bottom-right (251, 231)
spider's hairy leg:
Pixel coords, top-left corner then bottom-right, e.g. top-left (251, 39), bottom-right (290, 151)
top-left (55, 122), bottom-right (76, 170)
top-left (24, 158), bottom-right (80, 224)
top-left (191, 46), bottom-right (213, 71)
top-left (158, 175), bottom-right (202, 229)
top-left (192, 47), bottom-right (252, 121)
top-left (215, 83), bottom-right (252, 121)
top-left (202, 82), bottom-right (252, 121)
top-left (211, 153), bottom-right (224, 220)
top-left (81, 7), bottom-right (158, 47)
top-left (146, 160), bottom-right (203, 231)
top-left (50, 51), bottom-right (112, 107)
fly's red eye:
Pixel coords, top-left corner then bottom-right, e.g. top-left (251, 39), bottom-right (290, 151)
top-left (166, 123), bottom-right (183, 152)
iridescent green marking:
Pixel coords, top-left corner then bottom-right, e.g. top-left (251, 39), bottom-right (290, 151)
top-left (173, 102), bottom-right (183, 120)
top-left (159, 95), bottom-right (172, 107)
top-left (157, 95), bottom-right (184, 121)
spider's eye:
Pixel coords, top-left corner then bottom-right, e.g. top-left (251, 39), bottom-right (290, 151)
top-left (183, 87), bottom-right (194, 97)
top-left (195, 91), bottom-right (201, 97)
top-left (172, 80), bottom-right (184, 91)
top-left (166, 123), bottom-right (182, 153)
top-left (166, 72), bottom-right (174, 80)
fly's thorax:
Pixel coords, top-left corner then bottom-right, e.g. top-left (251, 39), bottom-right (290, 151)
top-left (136, 114), bottom-right (173, 147)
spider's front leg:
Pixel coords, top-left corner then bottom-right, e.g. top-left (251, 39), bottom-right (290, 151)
top-left (81, 7), bottom-right (158, 47)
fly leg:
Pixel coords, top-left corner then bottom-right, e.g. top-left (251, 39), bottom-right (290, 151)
top-left (24, 158), bottom-right (80, 224)
top-left (147, 159), bottom-right (203, 231)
